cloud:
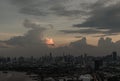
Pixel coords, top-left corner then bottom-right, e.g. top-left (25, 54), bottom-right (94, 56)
top-left (98, 37), bottom-right (114, 47)
top-left (10, 0), bottom-right (89, 17)
top-left (10, 0), bottom-right (50, 16)
top-left (67, 37), bottom-right (120, 56)
top-left (1, 33), bottom-right (120, 56)
top-left (0, 42), bottom-right (15, 48)
top-left (75, 36), bottom-right (83, 38)
top-left (60, 28), bottom-right (106, 35)
top-left (70, 37), bottom-right (87, 47)
top-left (93, 33), bottom-right (119, 37)
top-left (0, 19), bottom-right (50, 56)
top-left (20, 7), bottom-right (48, 16)
top-left (73, 0), bottom-right (120, 34)
top-left (48, 24), bottom-right (54, 29)
top-left (60, 28), bottom-right (120, 36)
top-left (50, 5), bottom-right (85, 17)
top-left (23, 19), bottom-right (46, 29)
top-left (3, 19), bottom-right (47, 47)
top-left (11, 0), bottom-right (33, 5)
top-left (0, 32), bottom-right (21, 40)
top-left (1, 0), bottom-right (120, 56)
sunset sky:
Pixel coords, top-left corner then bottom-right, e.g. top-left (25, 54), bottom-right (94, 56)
top-left (0, 0), bottom-right (120, 46)
top-left (1, 0), bottom-right (120, 56)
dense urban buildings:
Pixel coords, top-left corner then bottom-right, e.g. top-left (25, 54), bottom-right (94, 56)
top-left (0, 52), bottom-right (120, 81)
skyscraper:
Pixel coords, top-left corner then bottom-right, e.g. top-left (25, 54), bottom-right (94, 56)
top-left (112, 51), bottom-right (117, 61)
top-left (94, 59), bottom-right (103, 71)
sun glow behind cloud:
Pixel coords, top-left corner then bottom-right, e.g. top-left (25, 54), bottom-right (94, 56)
top-left (45, 38), bottom-right (55, 46)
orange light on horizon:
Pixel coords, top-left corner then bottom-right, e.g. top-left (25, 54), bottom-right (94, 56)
top-left (45, 38), bottom-right (55, 46)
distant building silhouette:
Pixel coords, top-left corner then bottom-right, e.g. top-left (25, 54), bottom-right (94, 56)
top-left (94, 59), bottom-right (103, 71)
top-left (112, 51), bottom-right (117, 61)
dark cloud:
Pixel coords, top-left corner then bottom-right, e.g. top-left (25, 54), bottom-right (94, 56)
top-left (74, 0), bottom-right (120, 34)
top-left (10, 0), bottom-right (87, 17)
top-left (11, 0), bottom-right (49, 16)
top-left (93, 33), bottom-right (119, 37)
top-left (60, 28), bottom-right (104, 35)
top-left (89, 0), bottom-right (111, 9)
top-left (50, 5), bottom-right (85, 17)
top-left (20, 7), bottom-right (48, 16)
top-left (61, 28), bottom-right (120, 36)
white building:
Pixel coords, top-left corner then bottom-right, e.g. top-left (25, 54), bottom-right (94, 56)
top-left (79, 74), bottom-right (93, 81)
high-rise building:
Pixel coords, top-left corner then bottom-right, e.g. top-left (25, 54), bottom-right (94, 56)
top-left (94, 59), bottom-right (103, 71)
top-left (112, 51), bottom-right (117, 61)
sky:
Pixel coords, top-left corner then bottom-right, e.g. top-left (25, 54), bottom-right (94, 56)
top-left (0, 0), bottom-right (120, 56)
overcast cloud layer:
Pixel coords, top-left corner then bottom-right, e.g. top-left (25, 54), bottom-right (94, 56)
top-left (0, 0), bottom-right (120, 56)
top-left (73, 0), bottom-right (120, 34)
top-left (8, 0), bottom-right (120, 35)
top-left (10, 0), bottom-right (86, 17)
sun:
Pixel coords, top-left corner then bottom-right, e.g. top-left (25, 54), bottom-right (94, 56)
top-left (45, 38), bottom-right (55, 46)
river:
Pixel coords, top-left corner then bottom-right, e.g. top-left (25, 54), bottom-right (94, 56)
top-left (0, 71), bottom-right (36, 81)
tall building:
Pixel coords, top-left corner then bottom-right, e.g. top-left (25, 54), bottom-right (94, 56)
top-left (112, 51), bottom-right (117, 61)
top-left (84, 53), bottom-right (88, 65)
top-left (94, 59), bottom-right (103, 71)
